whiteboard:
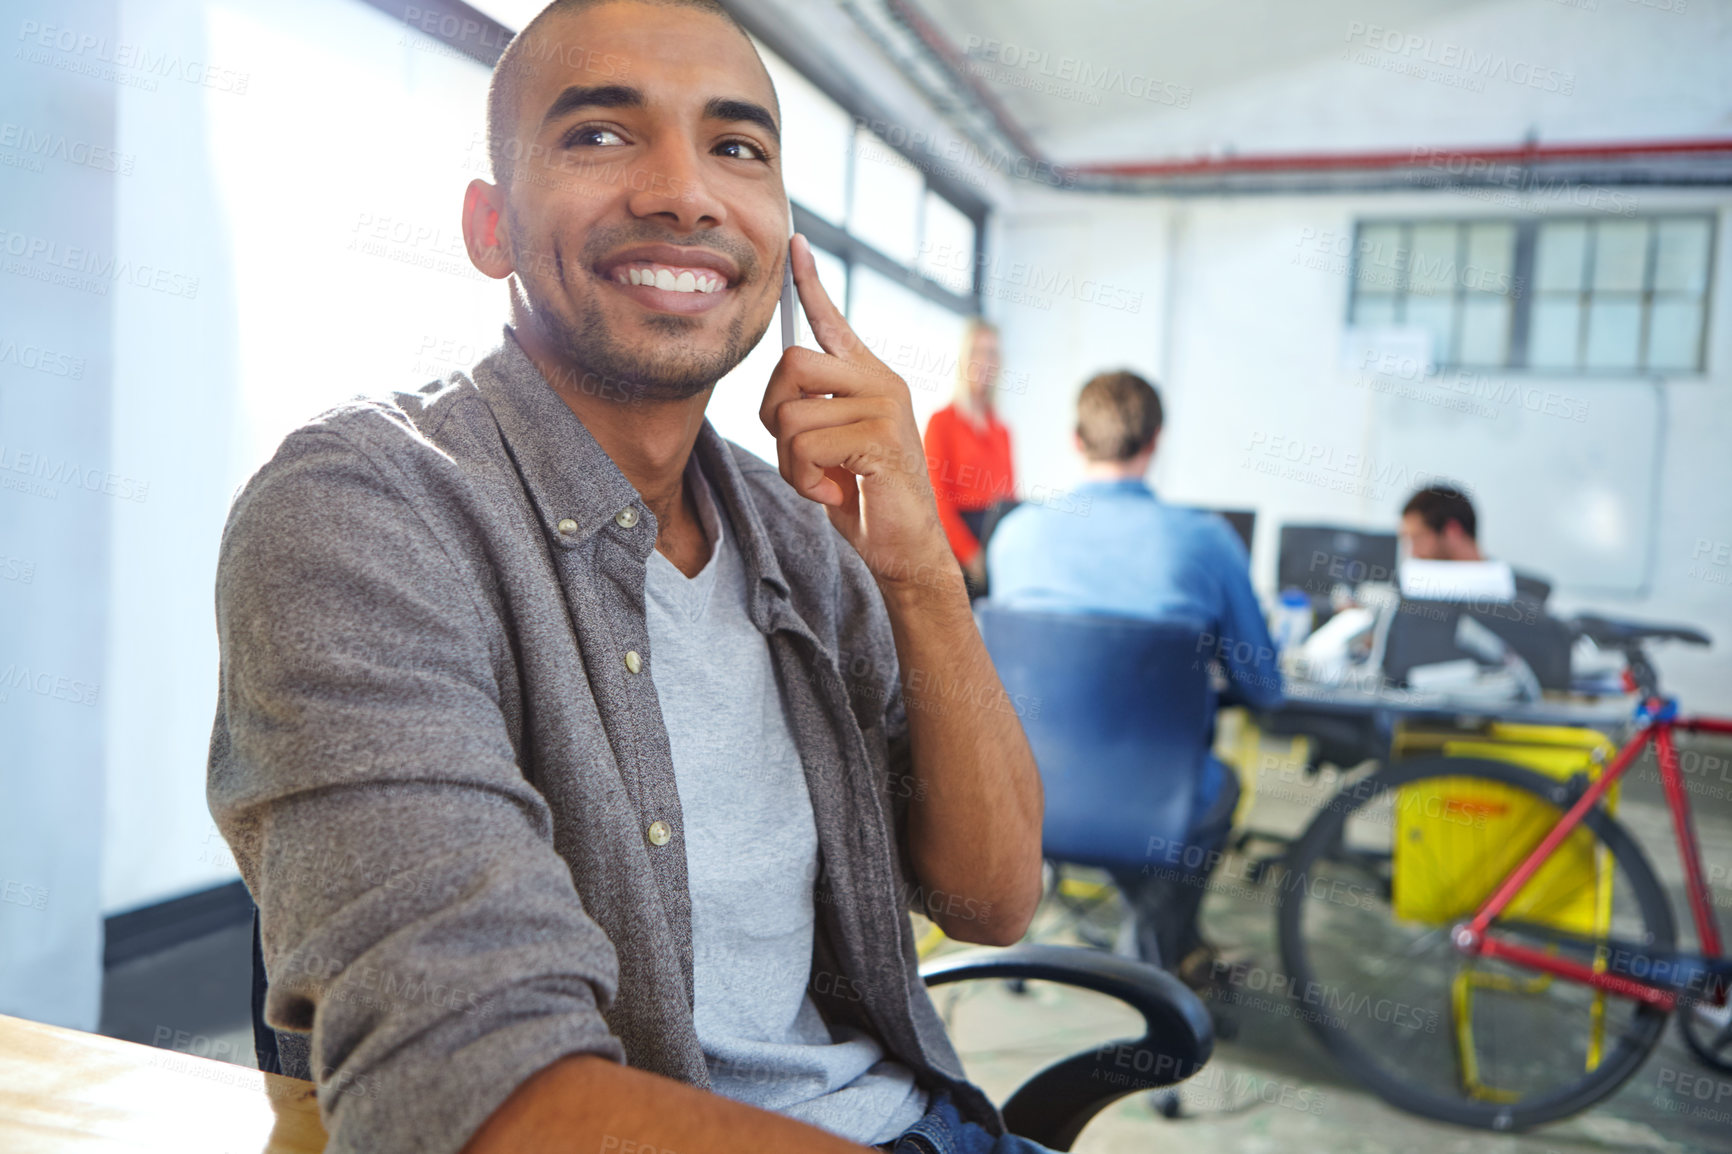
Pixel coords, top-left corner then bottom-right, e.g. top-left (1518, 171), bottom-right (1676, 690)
top-left (1364, 374), bottom-right (1660, 595)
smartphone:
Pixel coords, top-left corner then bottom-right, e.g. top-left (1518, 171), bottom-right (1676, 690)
top-left (779, 233), bottom-right (798, 351)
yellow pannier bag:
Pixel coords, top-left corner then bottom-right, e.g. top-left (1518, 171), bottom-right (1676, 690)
top-left (1391, 724), bottom-right (1619, 934)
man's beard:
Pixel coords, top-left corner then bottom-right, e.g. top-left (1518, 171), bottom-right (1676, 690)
top-left (516, 221), bottom-right (772, 403)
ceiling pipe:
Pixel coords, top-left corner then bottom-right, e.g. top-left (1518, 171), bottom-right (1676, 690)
top-left (878, 0), bottom-right (1045, 165)
top-left (1076, 137), bottom-right (1732, 179)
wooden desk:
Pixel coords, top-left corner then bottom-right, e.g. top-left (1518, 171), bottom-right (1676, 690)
top-left (0, 1014), bottom-right (327, 1152)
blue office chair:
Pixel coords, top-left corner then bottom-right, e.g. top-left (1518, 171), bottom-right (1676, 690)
top-left (977, 605), bottom-right (1232, 972)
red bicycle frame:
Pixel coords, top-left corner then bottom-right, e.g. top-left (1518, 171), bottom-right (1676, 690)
top-left (1453, 709), bottom-right (1732, 1012)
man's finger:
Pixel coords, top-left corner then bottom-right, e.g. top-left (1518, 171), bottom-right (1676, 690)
top-left (786, 423), bottom-right (891, 507)
top-left (774, 402), bottom-right (889, 504)
top-left (771, 395), bottom-right (896, 444)
top-left (761, 348), bottom-right (897, 433)
top-left (761, 347), bottom-right (823, 434)
top-left (790, 233), bottom-right (877, 366)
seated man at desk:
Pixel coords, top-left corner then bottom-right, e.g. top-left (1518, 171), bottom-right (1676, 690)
top-left (206, 3), bottom-right (1046, 1153)
top-left (1399, 483), bottom-right (1484, 563)
top-left (1391, 484), bottom-right (1578, 689)
top-left (987, 370), bottom-right (1281, 978)
top-left (1399, 484), bottom-right (1551, 604)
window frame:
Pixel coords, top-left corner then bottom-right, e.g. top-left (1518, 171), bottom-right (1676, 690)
top-left (744, 22), bottom-right (987, 319)
top-left (1347, 212), bottom-right (1717, 376)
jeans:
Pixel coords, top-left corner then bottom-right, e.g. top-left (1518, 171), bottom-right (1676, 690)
top-left (882, 1089), bottom-right (1063, 1154)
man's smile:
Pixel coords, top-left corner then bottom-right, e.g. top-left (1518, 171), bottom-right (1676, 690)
top-left (595, 242), bottom-right (745, 316)
top-left (614, 264), bottom-right (727, 293)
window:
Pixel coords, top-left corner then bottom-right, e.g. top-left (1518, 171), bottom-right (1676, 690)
top-left (1351, 220), bottom-right (1517, 368)
top-left (1531, 217), bottom-right (1713, 372)
top-left (919, 191), bottom-right (978, 298)
top-left (849, 267), bottom-right (971, 432)
top-left (760, 51), bottom-right (851, 227)
top-left (849, 124), bottom-right (926, 267)
top-left (1349, 215), bottom-right (1714, 374)
top-left (750, 39), bottom-right (982, 319)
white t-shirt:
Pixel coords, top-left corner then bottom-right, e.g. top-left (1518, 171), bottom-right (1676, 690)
top-left (643, 456), bottom-right (928, 1144)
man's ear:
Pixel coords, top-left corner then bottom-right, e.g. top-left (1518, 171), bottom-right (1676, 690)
top-left (1443, 519), bottom-right (1474, 558)
top-left (463, 179), bottom-right (513, 280)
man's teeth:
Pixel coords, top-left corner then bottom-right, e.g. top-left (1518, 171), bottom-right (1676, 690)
top-left (616, 265), bottom-right (726, 293)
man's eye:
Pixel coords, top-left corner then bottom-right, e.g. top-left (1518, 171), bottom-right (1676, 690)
top-left (716, 138), bottom-right (769, 162)
top-left (564, 125), bottom-right (627, 148)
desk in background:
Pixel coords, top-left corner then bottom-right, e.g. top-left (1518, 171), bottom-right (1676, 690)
top-left (0, 1013), bottom-right (326, 1152)
top-left (1220, 681), bottom-right (1634, 872)
top-left (1255, 678), bottom-right (1634, 771)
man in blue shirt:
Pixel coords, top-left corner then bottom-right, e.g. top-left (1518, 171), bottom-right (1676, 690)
top-left (987, 370), bottom-right (1281, 981)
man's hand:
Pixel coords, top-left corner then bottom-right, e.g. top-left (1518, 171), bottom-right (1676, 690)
top-left (760, 245), bottom-right (1042, 947)
top-left (463, 1055), bottom-right (877, 1154)
top-left (760, 234), bottom-right (954, 591)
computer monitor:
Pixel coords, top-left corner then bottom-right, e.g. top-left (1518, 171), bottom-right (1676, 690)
top-left (1213, 509), bottom-right (1256, 556)
top-left (1277, 524), bottom-right (1399, 603)
top-left (1180, 507), bottom-right (1256, 556)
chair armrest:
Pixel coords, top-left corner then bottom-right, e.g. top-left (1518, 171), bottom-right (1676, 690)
top-left (920, 944), bottom-right (1214, 1150)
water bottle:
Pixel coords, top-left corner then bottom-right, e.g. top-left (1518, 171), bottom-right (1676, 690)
top-left (1272, 588), bottom-right (1313, 655)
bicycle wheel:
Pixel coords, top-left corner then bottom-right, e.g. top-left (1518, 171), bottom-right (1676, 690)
top-left (1276, 755), bottom-right (1676, 1130)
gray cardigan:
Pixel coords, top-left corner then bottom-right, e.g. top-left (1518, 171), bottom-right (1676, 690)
top-left (206, 329), bottom-right (1002, 1153)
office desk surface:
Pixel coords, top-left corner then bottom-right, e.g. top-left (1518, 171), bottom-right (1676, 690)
top-left (1276, 679), bottom-right (1633, 729)
top-left (0, 1013), bottom-right (327, 1152)
top-left (1255, 680), bottom-right (1634, 769)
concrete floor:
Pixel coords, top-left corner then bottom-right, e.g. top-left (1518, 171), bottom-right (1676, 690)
top-left (100, 731), bottom-right (1732, 1152)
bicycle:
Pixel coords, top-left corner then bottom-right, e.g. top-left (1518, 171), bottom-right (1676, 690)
top-left (1274, 614), bottom-right (1732, 1131)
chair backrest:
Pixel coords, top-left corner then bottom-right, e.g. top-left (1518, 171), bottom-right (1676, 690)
top-left (1383, 597), bottom-right (1574, 690)
top-left (1470, 603), bottom-right (1574, 689)
top-left (976, 605), bottom-right (1216, 871)
top-left (1514, 570), bottom-right (1553, 607)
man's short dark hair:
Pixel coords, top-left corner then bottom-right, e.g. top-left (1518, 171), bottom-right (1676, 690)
top-left (1403, 484), bottom-right (1477, 540)
top-left (1076, 370), bottom-right (1163, 462)
top-left (486, 0), bottom-right (760, 188)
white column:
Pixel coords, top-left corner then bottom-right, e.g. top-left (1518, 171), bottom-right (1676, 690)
top-left (0, 0), bottom-right (120, 1030)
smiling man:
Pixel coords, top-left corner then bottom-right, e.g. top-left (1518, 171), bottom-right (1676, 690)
top-left (205, 2), bottom-right (1044, 1153)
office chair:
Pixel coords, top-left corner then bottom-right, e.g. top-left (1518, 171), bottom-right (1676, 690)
top-left (975, 606), bottom-right (1232, 973)
top-left (1513, 570), bottom-right (1552, 606)
top-left (1383, 596), bottom-right (1575, 691)
top-left (252, 919), bottom-right (1214, 1150)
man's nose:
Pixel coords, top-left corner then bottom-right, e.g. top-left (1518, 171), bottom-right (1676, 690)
top-left (624, 137), bottom-right (727, 231)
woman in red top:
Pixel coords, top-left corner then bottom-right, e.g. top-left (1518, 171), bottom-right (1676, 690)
top-left (923, 318), bottom-right (1015, 592)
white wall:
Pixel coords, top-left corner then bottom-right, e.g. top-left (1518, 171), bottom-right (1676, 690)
top-left (8, 0), bottom-right (505, 928)
top-left (98, 0), bottom-right (502, 917)
top-left (990, 187), bottom-right (1732, 712)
